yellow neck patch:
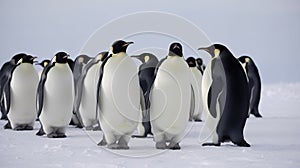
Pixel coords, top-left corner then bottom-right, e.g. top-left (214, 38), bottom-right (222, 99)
top-left (144, 56), bottom-right (150, 63)
top-left (214, 49), bottom-right (220, 57)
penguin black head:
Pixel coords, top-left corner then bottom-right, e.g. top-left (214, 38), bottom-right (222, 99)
top-left (196, 58), bottom-right (203, 66)
top-left (168, 42), bottom-right (183, 57)
top-left (198, 44), bottom-right (229, 58)
top-left (11, 53), bottom-right (27, 64)
top-left (36, 59), bottom-right (51, 68)
top-left (97, 51), bottom-right (109, 61)
top-left (21, 55), bottom-right (37, 64)
top-left (238, 56), bottom-right (251, 64)
top-left (131, 53), bottom-right (158, 64)
top-left (111, 40), bottom-right (134, 54)
top-left (53, 52), bottom-right (69, 63)
top-left (186, 57), bottom-right (196, 67)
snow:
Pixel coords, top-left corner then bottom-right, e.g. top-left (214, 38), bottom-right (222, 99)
top-left (1, 83), bottom-right (300, 168)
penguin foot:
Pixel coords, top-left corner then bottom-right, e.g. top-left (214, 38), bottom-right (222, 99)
top-left (235, 140), bottom-right (251, 147)
top-left (4, 122), bottom-right (12, 129)
top-left (85, 126), bottom-right (94, 131)
top-left (252, 113), bottom-right (262, 118)
top-left (132, 134), bottom-right (147, 138)
top-left (36, 127), bottom-right (45, 136)
top-left (47, 133), bottom-right (67, 138)
top-left (92, 125), bottom-right (101, 131)
top-left (97, 136), bottom-right (107, 146)
top-left (202, 142), bottom-right (221, 146)
top-left (168, 143), bottom-right (181, 150)
top-left (194, 119), bottom-right (203, 122)
top-left (13, 125), bottom-right (33, 131)
top-left (155, 142), bottom-right (167, 150)
top-left (107, 144), bottom-right (129, 150)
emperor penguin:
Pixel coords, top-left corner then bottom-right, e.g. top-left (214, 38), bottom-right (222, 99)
top-left (198, 44), bottom-right (250, 147)
top-left (74, 52), bottom-right (108, 130)
top-left (131, 53), bottom-right (158, 138)
top-left (36, 59), bottom-right (51, 78)
top-left (150, 42), bottom-right (192, 150)
top-left (196, 58), bottom-right (206, 75)
top-left (97, 40), bottom-right (140, 149)
top-left (70, 54), bottom-right (92, 128)
top-left (3, 55), bottom-right (39, 130)
top-left (186, 57), bottom-right (203, 122)
top-left (36, 52), bottom-right (75, 138)
top-left (0, 54), bottom-right (25, 120)
top-left (238, 56), bottom-right (262, 118)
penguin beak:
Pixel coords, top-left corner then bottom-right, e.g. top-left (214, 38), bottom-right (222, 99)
top-left (123, 41), bottom-right (134, 47)
top-left (63, 55), bottom-right (70, 59)
top-left (131, 55), bottom-right (142, 62)
top-left (198, 47), bottom-right (213, 57)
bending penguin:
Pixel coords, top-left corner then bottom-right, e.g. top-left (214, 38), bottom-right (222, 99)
top-left (198, 44), bottom-right (250, 147)
top-left (131, 53), bottom-right (158, 138)
top-left (150, 42), bottom-right (192, 150)
top-left (3, 55), bottom-right (39, 130)
top-left (0, 54), bottom-right (25, 120)
top-left (97, 40), bottom-right (140, 149)
top-left (73, 52), bottom-right (108, 130)
top-left (36, 52), bottom-right (75, 138)
top-left (186, 57), bottom-right (203, 122)
top-left (238, 55), bottom-right (262, 118)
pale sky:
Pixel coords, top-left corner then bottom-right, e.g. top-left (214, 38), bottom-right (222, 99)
top-left (1, 0), bottom-right (299, 83)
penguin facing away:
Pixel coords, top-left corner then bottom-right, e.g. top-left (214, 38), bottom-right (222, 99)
top-left (97, 40), bottom-right (140, 149)
top-left (150, 42), bottom-right (192, 150)
top-left (3, 55), bottom-right (39, 130)
top-left (36, 52), bottom-right (75, 138)
top-left (36, 59), bottom-right (51, 78)
top-left (73, 52), bottom-right (108, 130)
top-left (186, 57), bottom-right (203, 122)
top-left (0, 54), bottom-right (25, 120)
top-left (238, 55), bottom-right (262, 118)
top-left (198, 44), bottom-right (250, 147)
top-left (131, 53), bottom-right (159, 138)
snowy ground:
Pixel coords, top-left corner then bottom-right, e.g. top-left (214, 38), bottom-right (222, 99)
top-left (1, 83), bottom-right (300, 168)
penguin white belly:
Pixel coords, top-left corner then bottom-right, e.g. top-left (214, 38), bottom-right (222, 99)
top-left (99, 55), bottom-right (140, 136)
top-left (201, 58), bottom-right (220, 143)
top-left (150, 57), bottom-right (190, 140)
top-left (40, 64), bottom-right (74, 128)
top-left (190, 67), bottom-right (203, 119)
top-left (79, 62), bottom-right (101, 127)
top-left (8, 64), bottom-right (38, 128)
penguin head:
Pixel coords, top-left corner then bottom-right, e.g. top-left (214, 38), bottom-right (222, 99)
top-left (97, 51), bottom-right (109, 61)
top-left (110, 40), bottom-right (134, 55)
top-left (168, 42), bottom-right (183, 57)
top-left (131, 53), bottom-right (157, 64)
top-left (238, 56), bottom-right (251, 63)
top-left (11, 53), bottom-right (27, 64)
top-left (76, 55), bottom-right (90, 64)
top-left (196, 58), bottom-right (203, 66)
top-left (36, 59), bottom-right (51, 68)
top-left (21, 55), bottom-right (37, 64)
top-left (53, 52), bottom-right (70, 63)
top-left (198, 44), bottom-right (228, 57)
top-left (186, 57), bottom-right (196, 67)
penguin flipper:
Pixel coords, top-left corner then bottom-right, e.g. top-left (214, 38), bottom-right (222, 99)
top-left (153, 56), bottom-right (167, 80)
top-left (190, 85), bottom-right (195, 121)
top-left (37, 64), bottom-right (54, 117)
top-left (96, 55), bottom-right (112, 115)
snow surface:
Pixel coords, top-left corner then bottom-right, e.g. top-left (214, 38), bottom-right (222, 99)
top-left (1, 83), bottom-right (300, 168)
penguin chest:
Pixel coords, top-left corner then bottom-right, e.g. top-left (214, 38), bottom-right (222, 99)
top-left (99, 55), bottom-right (140, 133)
top-left (9, 64), bottom-right (38, 122)
top-left (150, 58), bottom-right (191, 134)
top-left (41, 64), bottom-right (74, 126)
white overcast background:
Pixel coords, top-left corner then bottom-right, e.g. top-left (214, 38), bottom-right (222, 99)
top-left (1, 0), bottom-right (299, 84)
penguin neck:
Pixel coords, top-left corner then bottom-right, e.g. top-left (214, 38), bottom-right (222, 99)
top-left (112, 52), bottom-right (127, 58)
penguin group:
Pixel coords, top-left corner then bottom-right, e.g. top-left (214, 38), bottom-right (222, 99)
top-left (0, 40), bottom-right (262, 149)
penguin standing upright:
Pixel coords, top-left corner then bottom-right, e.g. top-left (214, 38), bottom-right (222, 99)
top-left (196, 58), bottom-right (205, 75)
top-left (36, 52), bottom-right (74, 138)
top-left (0, 54), bottom-right (25, 120)
top-left (238, 55), bottom-right (262, 118)
top-left (36, 59), bottom-right (51, 78)
top-left (97, 40), bottom-right (140, 149)
top-left (198, 44), bottom-right (250, 147)
top-left (150, 42), bottom-right (192, 150)
top-left (3, 55), bottom-right (39, 130)
top-left (131, 53), bottom-right (158, 138)
top-left (74, 52), bottom-right (108, 130)
top-left (186, 57), bottom-right (203, 122)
